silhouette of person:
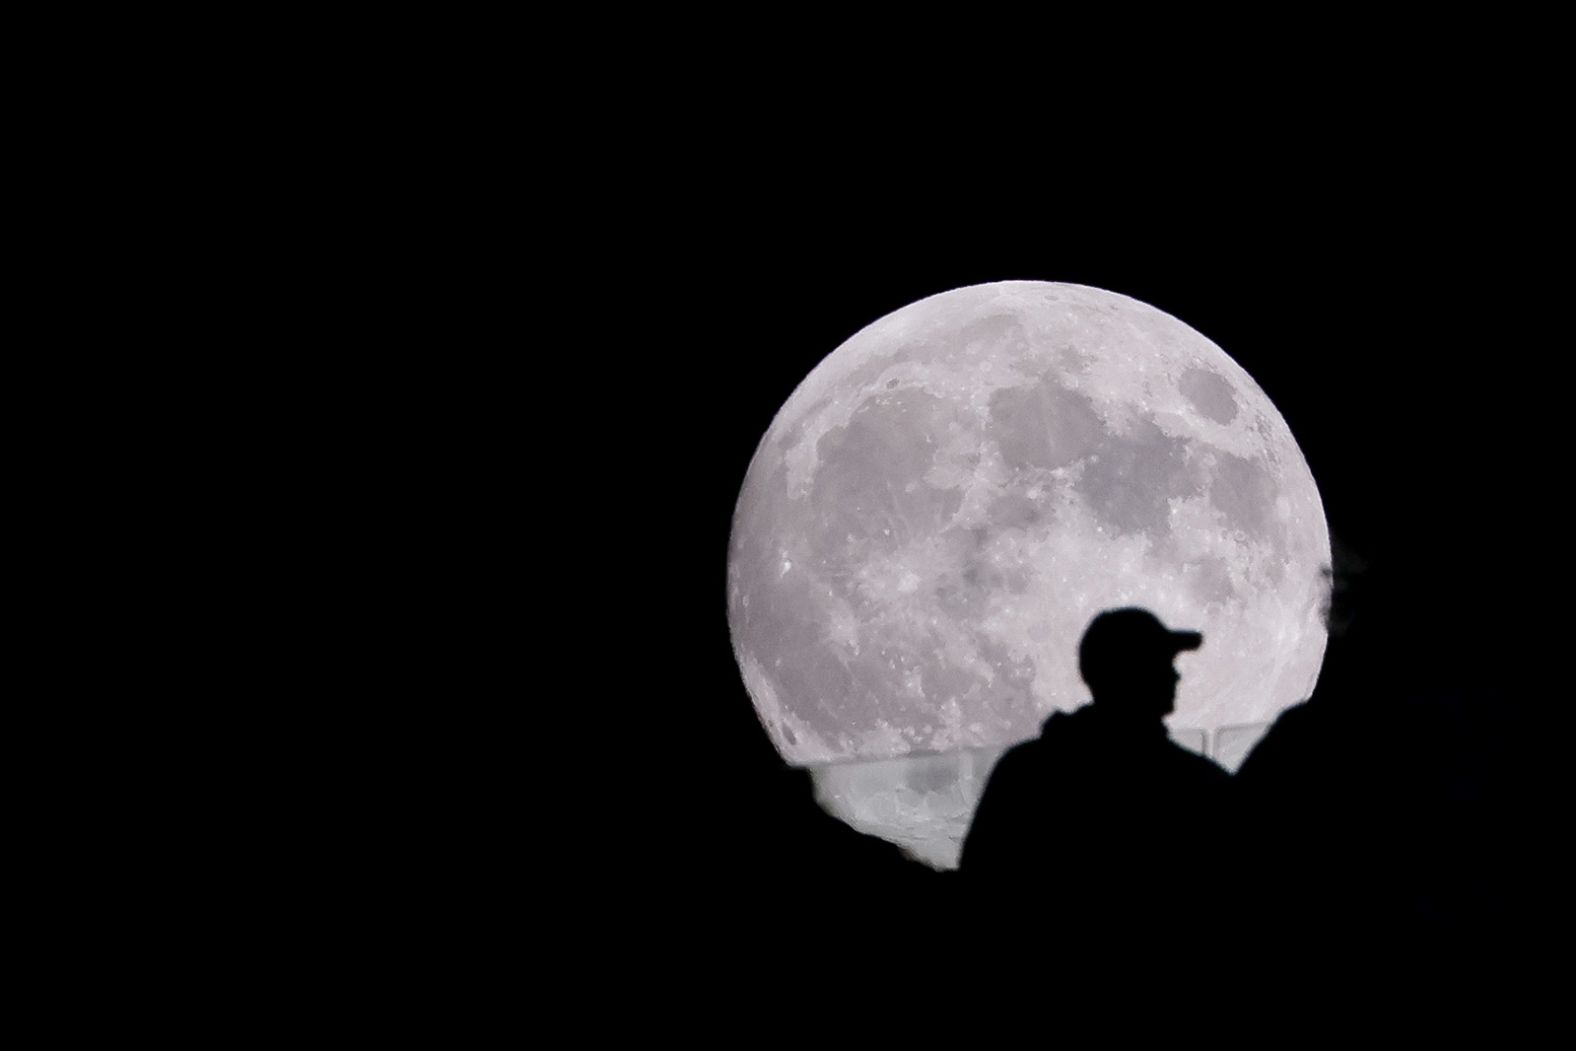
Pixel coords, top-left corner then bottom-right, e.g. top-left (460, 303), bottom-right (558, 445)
top-left (1235, 552), bottom-right (1470, 944)
top-left (960, 607), bottom-right (1233, 935)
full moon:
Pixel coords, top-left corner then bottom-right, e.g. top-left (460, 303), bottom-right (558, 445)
top-left (727, 282), bottom-right (1330, 867)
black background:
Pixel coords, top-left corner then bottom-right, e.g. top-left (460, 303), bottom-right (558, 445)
top-left (81, 29), bottom-right (1567, 1024)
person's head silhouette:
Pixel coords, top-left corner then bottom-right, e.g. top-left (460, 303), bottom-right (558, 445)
top-left (1078, 608), bottom-right (1203, 722)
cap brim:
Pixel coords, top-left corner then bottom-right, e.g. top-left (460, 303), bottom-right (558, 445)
top-left (1170, 630), bottom-right (1203, 651)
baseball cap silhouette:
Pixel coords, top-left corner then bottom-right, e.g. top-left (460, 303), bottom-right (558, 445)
top-left (1079, 607), bottom-right (1203, 687)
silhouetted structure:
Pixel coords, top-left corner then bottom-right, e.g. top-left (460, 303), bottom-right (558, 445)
top-left (960, 608), bottom-right (1233, 937)
top-left (1234, 550), bottom-right (1523, 952)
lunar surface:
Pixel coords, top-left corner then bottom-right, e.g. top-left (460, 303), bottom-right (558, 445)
top-left (727, 282), bottom-right (1330, 867)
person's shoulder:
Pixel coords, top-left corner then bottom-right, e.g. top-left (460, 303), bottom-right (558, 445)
top-left (988, 737), bottom-right (1039, 774)
top-left (1266, 699), bottom-right (1319, 734)
top-left (1167, 740), bottom-right (1231, 783)
top-left (1035, 709), bottom-right (1084, 740)
top-left (981, 730), bottom-right (1056, 786)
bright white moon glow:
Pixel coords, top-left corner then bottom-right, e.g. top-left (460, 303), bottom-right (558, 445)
top-left (727, 282), bottom-right (1330, 867)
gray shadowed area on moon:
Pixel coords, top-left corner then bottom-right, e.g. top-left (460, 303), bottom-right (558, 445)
top-left (727, 282), bottom-right (1329, 867)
